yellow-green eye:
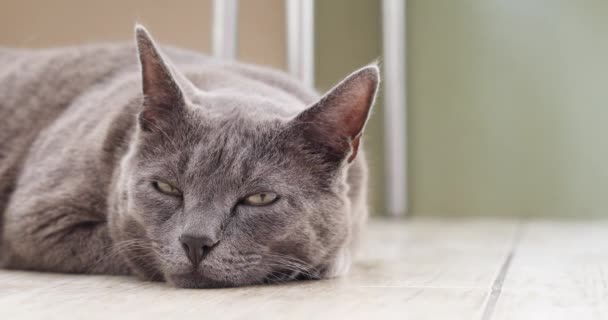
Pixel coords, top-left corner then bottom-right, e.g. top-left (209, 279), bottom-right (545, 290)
top-left (153, 181), bottom-right (182, 196)
top-left (242, 193), bottom-right (278, 206)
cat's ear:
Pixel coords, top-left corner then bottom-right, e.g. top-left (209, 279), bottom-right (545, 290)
top-left (135, 25), bottom-right (185, 132)
top-left (292, 65), bottom-right (380, 163)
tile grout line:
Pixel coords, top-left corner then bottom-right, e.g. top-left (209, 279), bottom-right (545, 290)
top-left (480, 220), bottom-right (525, 320)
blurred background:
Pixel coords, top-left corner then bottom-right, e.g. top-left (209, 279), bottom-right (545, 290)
top-left (1, 0), bottom-right (607, 218)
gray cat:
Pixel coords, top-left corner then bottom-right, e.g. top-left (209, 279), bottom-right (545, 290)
top-left (0, 26), bottom-right (379, 288)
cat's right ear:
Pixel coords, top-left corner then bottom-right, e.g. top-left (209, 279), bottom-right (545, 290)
top-left (135, 25), bottom-right (185, 132)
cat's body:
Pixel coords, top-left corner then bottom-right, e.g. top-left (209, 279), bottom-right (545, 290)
top-left (0, 27), bottom-right (377, 288)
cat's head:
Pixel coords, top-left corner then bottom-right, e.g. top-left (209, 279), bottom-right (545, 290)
top-left (112, 26), bottom-right (379, 288)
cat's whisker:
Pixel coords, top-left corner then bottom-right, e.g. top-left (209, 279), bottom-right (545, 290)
top-left (262, 254), bottom-right (318, 281)
top-left (264, 252), bottom-right (316, 269)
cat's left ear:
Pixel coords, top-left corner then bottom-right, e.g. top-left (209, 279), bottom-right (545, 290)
top-left (292, 65), bottom-right (380, 163)
top-left (135, 25), bottom-right (186, 132)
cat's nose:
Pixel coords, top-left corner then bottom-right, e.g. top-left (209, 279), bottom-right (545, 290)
top-left (179, 234), bottom-right (218, 267)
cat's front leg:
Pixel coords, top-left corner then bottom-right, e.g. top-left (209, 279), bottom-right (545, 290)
top-left (2, 204), bottom-right (131, 275)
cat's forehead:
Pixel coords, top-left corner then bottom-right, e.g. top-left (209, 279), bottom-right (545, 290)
top-left (189, 90), bottom-right (305, 120)
top-left (184, 102), bottom-right (286, 159)
top-left (182, 115), bottom-right (291, 188)
top-left (174, 91), bottom-right (307, 184)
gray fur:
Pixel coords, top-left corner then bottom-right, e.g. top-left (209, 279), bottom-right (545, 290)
top-left (0, 26), bottom-right (379, 288)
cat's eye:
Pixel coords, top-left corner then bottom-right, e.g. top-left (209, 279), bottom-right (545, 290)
top-left (242, 192), bottom-right (278, 206)
top-left (153, 181), bottom-right (182, 197)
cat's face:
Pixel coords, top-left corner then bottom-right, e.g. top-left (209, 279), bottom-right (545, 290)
top-left (111, 26), bottom-right (378, 288)
top-left (121, 107), bottom-right (349, 287)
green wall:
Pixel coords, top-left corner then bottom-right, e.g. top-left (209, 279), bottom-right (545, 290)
top-left (410, 0), bottom-right (608, 217)
top-left (317, 1), bottom-right (608, 217)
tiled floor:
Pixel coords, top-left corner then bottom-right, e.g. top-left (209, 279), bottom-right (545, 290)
top-left (1, 218), bottom-right (606, 320)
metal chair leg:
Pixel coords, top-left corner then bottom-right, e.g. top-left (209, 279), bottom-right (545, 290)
top-left (212, 0), bottom-right (239, 60)
top-left (382, 0), bottom-right (408, 217)
top-left (286, 0), bottom-right (315, 88)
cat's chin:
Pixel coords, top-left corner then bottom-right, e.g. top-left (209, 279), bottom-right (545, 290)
top-left (166, 269), bottom-right (311, 288)
top-left (167, 272), bottom-right (242, 289)
top-left (166, 270), bottom-right (272, 289)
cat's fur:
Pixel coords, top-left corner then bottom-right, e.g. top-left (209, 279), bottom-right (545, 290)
top-left (0, 26), bottom-right (379, 288)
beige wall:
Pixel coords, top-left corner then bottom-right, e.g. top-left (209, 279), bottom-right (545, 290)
top-left (0, 0), bottom-right (285, 69)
